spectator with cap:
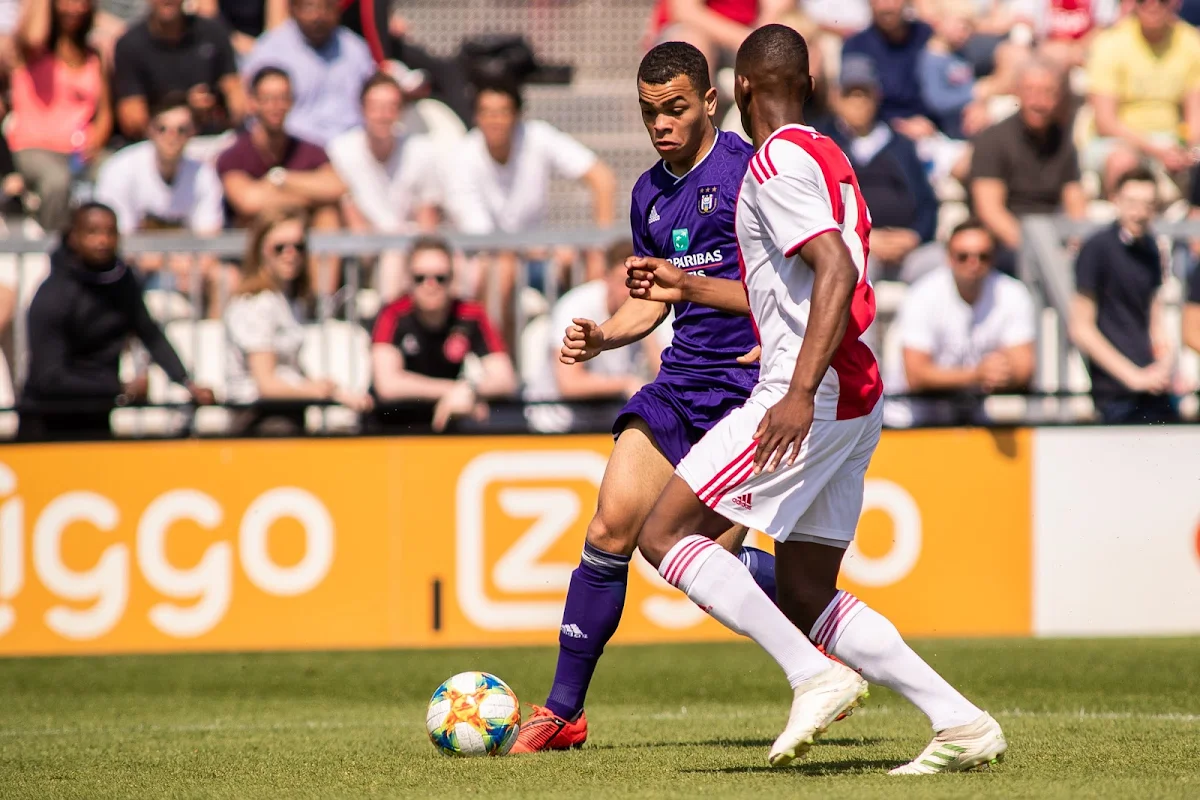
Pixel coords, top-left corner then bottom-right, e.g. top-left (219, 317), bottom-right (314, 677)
top-left (241, 0), bottom-right (376, 148)
top-left (819, 56), bottom-right (940, 283)
top-left (969, 56), bottom-right (1086, 268)
top-left (20, 202), bottom-right (215, 441)
top-left (886, 217), bottom-right (1036, 427)
top-left (1085, 0), bottom-right (1200, 191)
top-left (8, 0), bottom-right (111, 233)
top-left (370, 237), bottom-right (517, 432)
top-left (95, 91), bottom-right (228, 317)
top-left (1070, 166), bottom-right (1179, 424)
top-left (114, 0), bottom-right (245, 142)
top-left (327, 71), bottom-right (442, 299)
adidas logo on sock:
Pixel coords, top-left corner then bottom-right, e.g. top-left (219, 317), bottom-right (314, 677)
top-left (732, 493), bottom-right (753, 510)
top-left (560, 623), bottom-right (589, 639)
top-left (648, 205), bottom-right (661, 225)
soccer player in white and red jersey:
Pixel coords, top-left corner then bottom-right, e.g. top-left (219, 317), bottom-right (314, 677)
top-left (628, 24), bottom-right (1007, 773)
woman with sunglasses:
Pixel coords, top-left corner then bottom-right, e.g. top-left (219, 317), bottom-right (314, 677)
top-left (225, 208), bottom-right (373, 435)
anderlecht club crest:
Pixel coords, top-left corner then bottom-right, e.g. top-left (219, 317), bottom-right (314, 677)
top-left (697, 185), bottom-right (718, 216)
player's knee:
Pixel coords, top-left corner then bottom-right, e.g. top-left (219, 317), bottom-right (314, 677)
top-left (584, 511), bottom-right (639, 558)
top-left (634, 519), bottom-right (673, 570)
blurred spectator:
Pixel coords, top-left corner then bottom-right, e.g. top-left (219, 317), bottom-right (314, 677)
top-left (1085, 0), bottom-right (1200, 190)
top-left (114, 0), bottom-right (244, 142)
top-left (370, 237), bottom-right (517, 432)
top-left (1184, 258), bottom-right (1200, 354)
top-left (547, 240), bottom-right (662, 402)
top-left (917, 0), bottom-right (1000, 140)
top-left (969, 57), bottom-right (1086, 260)
top-left (328, 71), bottom-right (441, 301)
top-left (241, 0), bottom-right (375, 148)
top-left (328, 72), bottom-right (440, 234)
top-left (447, 79), bottom-right (616, 336)
top-left (19, 202), bottom-right (214, 441)
top-left (95, 92), bottom-right (228, 316)
top-left (644, 0), bottom-right (797, 75)
top-left (195, 0), bottom-right (287, 55)
top-left (216, 67), bottom-right (345, 229)
top-left (1070, 167), bottom-right (1179, 424)
top-left (224, 208), bottom-right (373, 436)
top-left (9, 0), bottom-right (111, 233)
top-left (886, 218), bottom-right (1035, 426)
top-left (0, 0), bottom-right (18, 67)
top-left (819, 57), bottom-right (940, 283)
top-left (448, 80), bottom-right (616, 237)
top-left (842, 0), bottom-right (934, 138)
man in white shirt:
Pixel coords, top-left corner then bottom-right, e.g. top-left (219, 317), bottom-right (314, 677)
top-left (446, 80), bottom-right (616, 236)
top-left (886, 217), bottom-right (1036, 426)
top-left (328, 72), bottom-right (441, 300)
top-left (446, 78), bottom-right (617, 346)
top-left (95, 92), bottom-right (228, 316)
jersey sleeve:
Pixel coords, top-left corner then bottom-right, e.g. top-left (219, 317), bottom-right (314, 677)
top-left (755, 144), bottom-right (840, 257)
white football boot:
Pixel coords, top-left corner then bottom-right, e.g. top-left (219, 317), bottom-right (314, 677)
top-left (768, 662), bottom-right (869, 767)
top-left (889, 712), bottom-right (1007, 775)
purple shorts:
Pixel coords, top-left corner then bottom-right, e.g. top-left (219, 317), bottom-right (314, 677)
top-left (613, 380), bottom-right (750, 467)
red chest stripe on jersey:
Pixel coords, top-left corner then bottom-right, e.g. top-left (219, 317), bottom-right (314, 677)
top-left (772, 128), bottom-right (883, 420)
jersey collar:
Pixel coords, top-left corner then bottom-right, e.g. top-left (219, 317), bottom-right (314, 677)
top-left (659, 129), bottom-right (721, 184)
top-left (759, 123), bottom-right (817, 153)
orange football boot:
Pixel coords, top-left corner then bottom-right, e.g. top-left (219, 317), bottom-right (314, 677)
top-left (510, 705), bottom-right (588, 753)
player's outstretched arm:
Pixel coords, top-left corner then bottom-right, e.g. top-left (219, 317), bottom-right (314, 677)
top-left (626, 256), bottom-right (751, 316)
top-left (753, 232), bottom-right (858, 474)
top-left (559, 299), bottom-right (669, 365)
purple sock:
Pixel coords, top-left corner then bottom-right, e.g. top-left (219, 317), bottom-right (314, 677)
top-left (545, 542), bottom-right (630, 720)
top-left (738, 546), bottom-right (777, 605)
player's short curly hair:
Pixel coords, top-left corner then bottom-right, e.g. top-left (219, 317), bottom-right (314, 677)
top-left (637, 41), bottom-right (711, 96)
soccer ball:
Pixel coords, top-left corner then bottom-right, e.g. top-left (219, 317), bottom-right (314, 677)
top-left (426, 671), bottom-right (521, 757)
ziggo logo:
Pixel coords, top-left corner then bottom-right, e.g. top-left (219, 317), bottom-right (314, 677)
top-left (454, 452), bottom-right (924, 632)
top-left (0, 465), bottom-right (335, 641)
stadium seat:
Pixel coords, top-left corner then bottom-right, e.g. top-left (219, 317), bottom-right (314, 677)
top-left (300, 320), bottom-right (372, 432)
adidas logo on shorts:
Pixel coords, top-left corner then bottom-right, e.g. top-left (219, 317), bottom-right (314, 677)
top-left (732, 493), bottom-right (753, 510)
top-left (560, 624), bottom-right (588, 639)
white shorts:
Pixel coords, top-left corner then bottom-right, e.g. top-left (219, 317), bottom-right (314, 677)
top-left (676, 396), bottom-right (883, 547)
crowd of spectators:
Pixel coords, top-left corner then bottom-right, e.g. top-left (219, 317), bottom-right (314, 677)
top-left (4, 0), bottom-right (1200, 437)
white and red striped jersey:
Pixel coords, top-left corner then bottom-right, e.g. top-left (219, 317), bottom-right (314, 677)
top-left (736, 123), bottom-right (883, 421)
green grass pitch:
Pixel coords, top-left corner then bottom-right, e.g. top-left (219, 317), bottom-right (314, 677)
top-left (1, 637), bottom-right (1197, 799)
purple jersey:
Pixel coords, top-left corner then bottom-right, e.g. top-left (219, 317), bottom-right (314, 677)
top-left (630, 129), bottom-right (759, 395)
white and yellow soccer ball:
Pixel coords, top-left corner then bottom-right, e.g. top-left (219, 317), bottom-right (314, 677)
top-left (426, 671), bottom-right (521, 757)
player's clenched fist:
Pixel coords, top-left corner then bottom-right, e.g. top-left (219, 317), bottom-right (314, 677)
top-left (626, 256), bottom-right (687, 303)
top-left (560, 318), bottom-right (606, 364)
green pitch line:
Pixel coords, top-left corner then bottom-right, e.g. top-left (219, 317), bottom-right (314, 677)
top-left (0, 637), bottom-right (1197, 799)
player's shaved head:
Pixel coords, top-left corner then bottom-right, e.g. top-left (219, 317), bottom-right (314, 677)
top-left (638, 41), bottom-right (711, 95)
top-left (734, 24), bottom-right (814, 147)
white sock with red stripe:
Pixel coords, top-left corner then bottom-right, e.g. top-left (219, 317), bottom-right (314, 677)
top-left (659, 535), bottom-right (830, 688)
top-left (811, 590), bottom-right (982, 731)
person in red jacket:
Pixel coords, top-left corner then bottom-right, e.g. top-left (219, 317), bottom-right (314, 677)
top-left (645, 0), bottom-right (794, 71)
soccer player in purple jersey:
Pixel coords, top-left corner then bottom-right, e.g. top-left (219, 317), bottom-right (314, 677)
top-left (511, 42), bottom-right (780, 754)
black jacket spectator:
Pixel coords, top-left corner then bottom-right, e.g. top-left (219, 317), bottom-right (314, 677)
top-left (21, 249), bottom-right (188, 439)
